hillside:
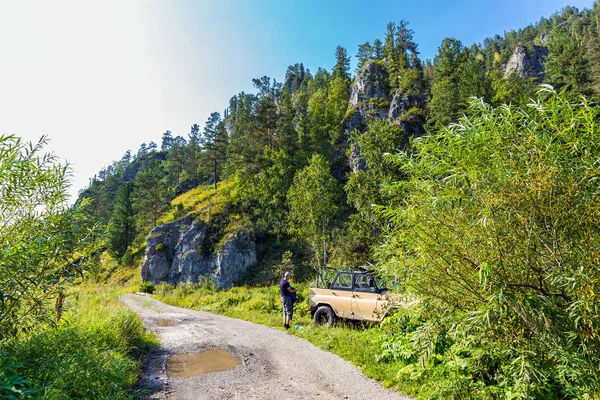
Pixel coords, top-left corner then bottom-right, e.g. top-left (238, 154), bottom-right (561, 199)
top-left (3, 3), bottom-right (600, 399)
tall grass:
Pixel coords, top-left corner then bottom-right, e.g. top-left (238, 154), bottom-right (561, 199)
top-left (0, 281), bottom-right (157, 400)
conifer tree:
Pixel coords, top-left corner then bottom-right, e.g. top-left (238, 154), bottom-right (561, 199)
top-left (185, 124), bottom-right (201, 184)
top-left (161, 130), bottom-right (174, 151)
top-left (201, 112), bottom-right (228, 190)
top-left (357, 41), bottom-right (373, 70)
top-left (166, 135), bottom-right (187, 190)
top-left (107, 181), bottom-right (135, 260)
top-left (132, 160), bottom-right (166, 229)
top-left (332, 45), bottom-right (351, 81)
top-left (428, 38), bottom-right (464, 130)
top-left (545, 25), bottom-right (592, 95)
top-left (373, 39), bottom-right (383, 59)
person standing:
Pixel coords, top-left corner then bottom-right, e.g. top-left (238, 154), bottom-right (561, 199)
top-left (280, 271), bottom-right (296, 329)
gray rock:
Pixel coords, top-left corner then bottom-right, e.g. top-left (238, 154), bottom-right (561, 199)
top-left (348, 143), bottom-right (366, 173)
top-left (349, 60), bottom-right (390, 108)
top-left (345, 60), bottom-right (390, 132)
top-left (224, 118), bottom-right (234, 137)
top-left (388, 89), bottom-right (426, 138)
top-left (141, 215), bottom-right (256, 289)
top-left (504, 43), bottom-right (548, 82)
top-left (337, 61), bottom-right (391, 176)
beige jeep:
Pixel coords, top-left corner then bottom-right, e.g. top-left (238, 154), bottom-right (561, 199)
top-left (308, 267), bottom-right (392, 326)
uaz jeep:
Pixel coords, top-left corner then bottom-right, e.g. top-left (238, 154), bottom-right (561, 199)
top-left (308, 267), bottom-right (392, 326)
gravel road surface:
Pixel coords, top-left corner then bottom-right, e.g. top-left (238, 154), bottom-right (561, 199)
top-left (121, 293), bottom-right (413, 400)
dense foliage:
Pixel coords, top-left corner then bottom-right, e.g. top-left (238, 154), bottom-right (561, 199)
top-left (0, 135), bottom-right (94, 340)
top-left (376, 88), bottom-right (600, 398)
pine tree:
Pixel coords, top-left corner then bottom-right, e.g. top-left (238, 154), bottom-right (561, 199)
top-left (107, 181), bottom-right (136, 260)
top-left (428, 38), bottom-right (464, 130)
top-left (161, 130), bottom-right (174, 151)
top-left (132, 160), bottom-right (166, 229)
top-left (332, 45), bottom-right (351, 81)
top-left (185, 124), bottom-right (201, 184)
top-left (357, 41), bottom-right (373, 70)
top-left (373, 39), bottom-right (383, 59)
top-left (201, 112), bottom-right (228, 190)
top-left (137, 142), bottom-right (148, 157)
top-left (166, 135), bottom-right (187, 190)
top-left (545, 25), bottom-right (592, 95)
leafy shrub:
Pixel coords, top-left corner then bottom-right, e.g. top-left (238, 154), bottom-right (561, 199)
top-left (1, 304), bottom-right (155, 400)
top-left (0, 354), bottom-right (37, 399)
top-left (138, 281), bottom-right (155, 294)
top-left (376, 88), bottom-right (600, 398)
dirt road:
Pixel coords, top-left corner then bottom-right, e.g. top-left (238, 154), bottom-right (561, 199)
top-left (121, 294), bottom-right (412, 400)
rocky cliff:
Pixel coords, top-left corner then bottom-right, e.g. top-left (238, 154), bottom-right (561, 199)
top-left (342, 60), bottom-right (424, 173)
top-left (504, 43), bottom-right (548, 82)
top-left (141, 214), bottom-right (256, 288)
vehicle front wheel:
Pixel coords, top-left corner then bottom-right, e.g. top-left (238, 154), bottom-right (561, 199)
top-left (313, 306), bottom-right (336, 327)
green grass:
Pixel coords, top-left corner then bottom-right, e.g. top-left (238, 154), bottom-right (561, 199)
top-left (158, 179), bottom-right (236, 226)
top-left (0, 281), bottom-right (157, 400)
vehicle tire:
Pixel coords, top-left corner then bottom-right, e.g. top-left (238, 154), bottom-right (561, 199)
top-left (313, 306), bottom-right (336, 327)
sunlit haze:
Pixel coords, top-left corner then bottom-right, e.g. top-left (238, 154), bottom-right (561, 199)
top-left (0, 0), bottom-right (594, 200)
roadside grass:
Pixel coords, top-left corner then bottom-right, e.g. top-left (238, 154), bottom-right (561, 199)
top-left (0, 272), bottom-right (157, 400)
top-left (153, 281), bottom-right (417, 397)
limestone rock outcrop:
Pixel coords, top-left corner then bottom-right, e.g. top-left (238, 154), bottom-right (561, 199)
top-left (345, 60), bottom-right (390, 133)
top-left (388, 89), bottom-right (426, 139)
top-left (504, 43), bottom-right (548, 82)
top-left (141, 215), bottom-right (256, 289)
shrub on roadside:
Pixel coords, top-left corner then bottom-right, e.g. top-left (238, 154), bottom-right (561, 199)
top-left (0, 302), bottom-right (156, 399)
top-left (139, 281), bottom-right (155, 294)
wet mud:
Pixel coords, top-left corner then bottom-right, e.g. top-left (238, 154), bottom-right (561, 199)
top-left (167, 348), bottom-right (242, 378)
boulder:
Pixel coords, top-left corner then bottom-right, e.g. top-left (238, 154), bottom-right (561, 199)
top-left (504, 43), bottom-right (548, 82)
top-left (141, 215), bottom-right (256, 289)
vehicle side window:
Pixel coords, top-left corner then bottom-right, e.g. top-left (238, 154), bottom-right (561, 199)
top-left (354, 274), bottom-right (377, 292)
top-left (330, 272), bottom-right (352, 290)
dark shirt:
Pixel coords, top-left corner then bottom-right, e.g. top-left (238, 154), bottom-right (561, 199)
top-left (280, 278), bottom-right (291, 297)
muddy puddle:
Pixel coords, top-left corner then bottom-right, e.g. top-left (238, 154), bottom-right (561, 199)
top-left (167, 349), bottom-right (241, 378)
top-left (155, 318), bottom-right (178, 327)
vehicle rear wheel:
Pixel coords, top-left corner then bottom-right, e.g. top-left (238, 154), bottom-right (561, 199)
top-left (313, 306), bottom-right (336, 327)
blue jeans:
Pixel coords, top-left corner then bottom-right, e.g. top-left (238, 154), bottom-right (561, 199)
top-left (281, 296), bottom-right (293, 319)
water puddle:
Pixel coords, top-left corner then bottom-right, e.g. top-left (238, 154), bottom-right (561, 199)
top-left (155, 318), bottom-right (178, 327)
top-left (167, 349), bottom-right (241, 378)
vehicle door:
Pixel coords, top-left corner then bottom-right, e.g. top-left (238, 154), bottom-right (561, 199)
top-left (328, 272), bottom-right (353, 318)
top-left (351, 273), bottom-right (384, 321)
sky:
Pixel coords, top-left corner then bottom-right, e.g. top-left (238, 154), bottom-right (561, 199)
top-left (0, 0), bottom-right (595, 200)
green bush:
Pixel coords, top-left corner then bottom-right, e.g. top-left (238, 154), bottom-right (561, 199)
top-left (1, 305), bottom-right (155, 400)
top-left (376, 88), bottom-right (600, 398)
top-left (138, 281), bottom-right (155, 294)
top-left (0, 354), bottom-right (37, 399)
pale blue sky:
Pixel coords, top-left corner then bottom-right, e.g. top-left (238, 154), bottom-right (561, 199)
top-left (0, 0), bottom-right (594, 199)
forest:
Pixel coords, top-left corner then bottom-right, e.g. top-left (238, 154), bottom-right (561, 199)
top-left (2, 3), bottom-right (600, 399)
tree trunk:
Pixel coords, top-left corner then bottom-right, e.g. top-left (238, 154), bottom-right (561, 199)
top-left (55, 291), bottom-right (65, 324)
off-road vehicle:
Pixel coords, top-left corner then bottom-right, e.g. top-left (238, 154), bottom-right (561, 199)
top-left (308, 267), bottom-right (393, 326)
